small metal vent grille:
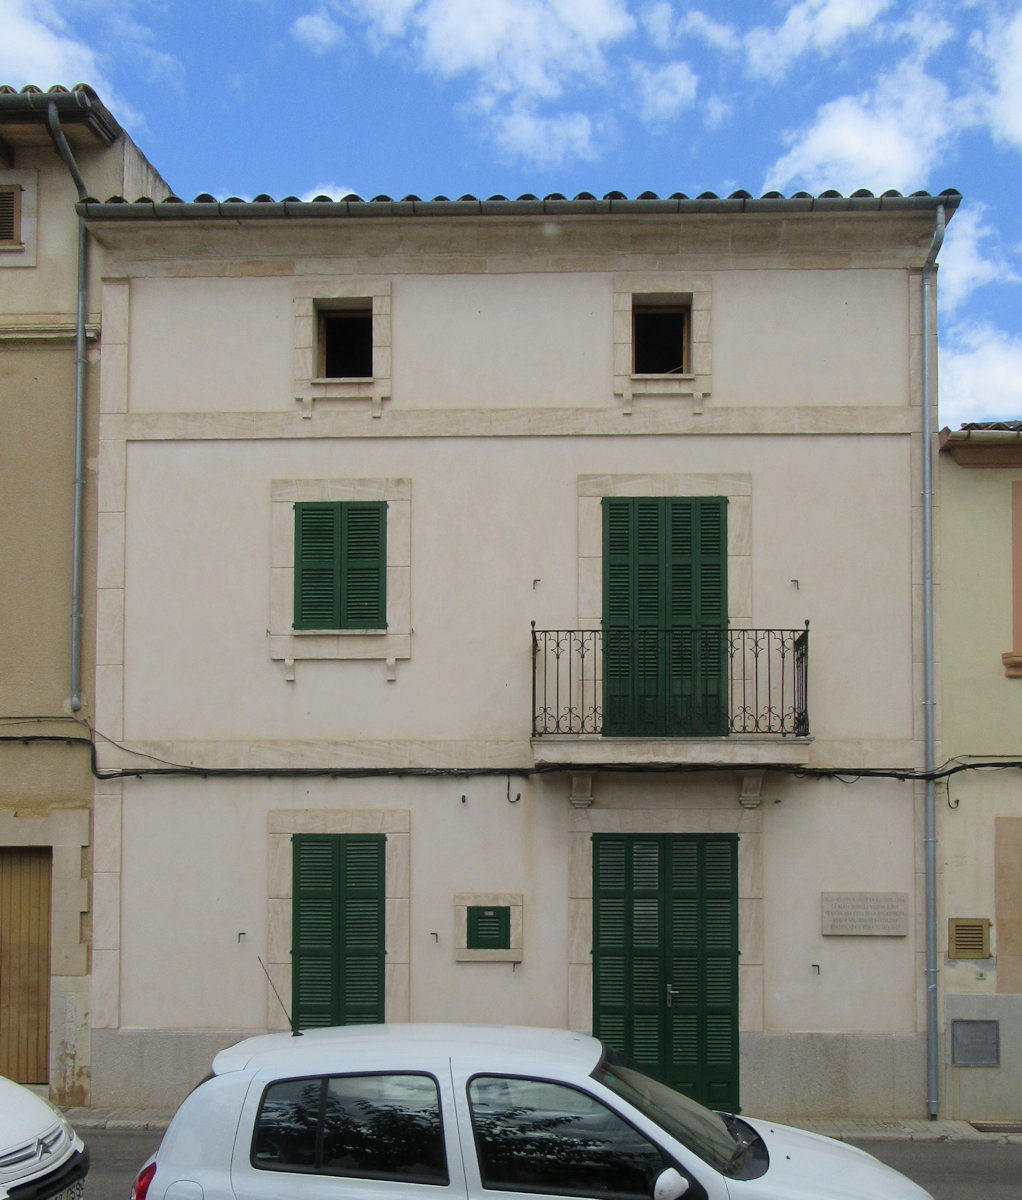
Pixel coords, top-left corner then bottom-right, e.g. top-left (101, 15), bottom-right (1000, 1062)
top-left (466, 905), bottom-right (510, 950)
top-left (0, 188), bottom-right (18, 243)
top-left (948, 917), bottom-right (991, 959)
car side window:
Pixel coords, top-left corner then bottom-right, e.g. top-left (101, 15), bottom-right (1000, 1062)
top-left (253, 1072), bottom-right (449, 1184)
top-left (467, 1075), bottom-right (666, 1198)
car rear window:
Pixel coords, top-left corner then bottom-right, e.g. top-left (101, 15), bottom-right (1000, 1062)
top-left (251, 1071), bottom-right (449, 1184)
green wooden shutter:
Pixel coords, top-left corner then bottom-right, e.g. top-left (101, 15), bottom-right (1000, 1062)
top-left (594, 834), bottom-right (739, 1113)
top-left (294, 503), bottom-right (341, 629)
top-left (294, 501), bottom-right (386, 630)
top-left (603, 498), bottom-right (667, 735)
top-left (592, 836), bottom-right (666, 1075)
top-left (603, 497), bottom-right (727, 736)
top-left (340, 502), bottom-right (387, 629)
top-left (665, 835), bottom-right (739, 1111)
top-left (666, 497), bottom-right (728, 735)
top-left (292, 834), bottom-right (385, 1030)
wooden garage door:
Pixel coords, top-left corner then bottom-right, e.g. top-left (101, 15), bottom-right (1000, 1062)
top-left (0, 848), bottom-right (51, 1083)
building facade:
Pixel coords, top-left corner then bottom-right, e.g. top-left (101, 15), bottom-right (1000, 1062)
top-left (75, 183), bottom-right (959, 1116)
top-left (938, 423), bottom-right (1022, 1120)
top-left (0, 84), bottom-right (167, 1102)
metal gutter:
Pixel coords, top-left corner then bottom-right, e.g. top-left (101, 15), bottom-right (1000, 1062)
top-left (44, 101), bottom-right (90, 712)
top-left (921, 203), bottom-right (946, 1119)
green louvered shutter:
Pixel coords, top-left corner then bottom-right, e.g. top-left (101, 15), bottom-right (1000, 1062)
top-left (594, 834), bottom-right (739, 1113)
top-left (603, 497), bottom-right (727, 736)
top-left (295, 503), bottom-right (342, 629)
top-left (292, 834), bottom-right (385, 1030)
top-left (294, 502), bottom-right (386, 630)
top-left (593, 836), bottom-right (667, 1075)
top-left (666, 498), bottom-right (728, 735)
top-left (665, 835), bottom-right (739, 1111)
top-left (340, 502), bottom-right (386, 629)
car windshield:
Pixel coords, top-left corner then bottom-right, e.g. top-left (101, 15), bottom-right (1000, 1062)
top-left (592, 1049), bottom-right (737, 1173)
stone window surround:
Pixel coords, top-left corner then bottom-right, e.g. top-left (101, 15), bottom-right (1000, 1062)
top-left (454, 892), bottom-right (523, 962)
top-left (266, 808), bottom-right (411, 1030)
top-left (577, 472), bottom-right (753, 631)
top-left (613, 273), bottom-right (711, 413)
top-left (293, 279), bottom-right (392, 417)
top-left (0, 170), bottom-right (37, 266)
top-left (269, 477), bottom-right (411, 668)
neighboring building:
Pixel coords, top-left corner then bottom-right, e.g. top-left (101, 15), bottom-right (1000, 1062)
top-left (0, 84), bottom-right (168, 1103)
top-left (938, 422), bottom-right (1022, 1120)
top-left (76, 174), bottom-right (959, 1118)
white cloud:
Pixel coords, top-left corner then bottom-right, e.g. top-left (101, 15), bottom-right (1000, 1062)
top-left (630, 60), bottom-right (698, 124)
top-left (703, 95), bottom-right (731, 129)
top-left (938, 206), bottom-right (1020, 315)
top-left (976, 10), bottom-right (1022, 150)
top-left (349, 0), bottom-right (634, 104)
top-left (939, 322), bottom-right (1022, 430)
top-left (291, 10), bottom-right (345, 54)
top-left (0, 0), bottom-right (110, 91)
top-left (640, 2), bottom-right (677, 49)
top-left (300, 182), bottom-right (359, 200)
top-left (492, 107), bottom-right (598, 165)
top-left (763, 58), bottom-right (962, 194)
top-left (745, 0), bottom-right (892, 81)
top-left (680, 10), bottom-right (739, 52)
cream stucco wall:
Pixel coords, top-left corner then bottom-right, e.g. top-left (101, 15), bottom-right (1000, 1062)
top-left (87, 208), bottom-right (935, 1115)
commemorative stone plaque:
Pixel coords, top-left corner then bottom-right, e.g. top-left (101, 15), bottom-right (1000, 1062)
top-left (821, 891), bottom-right (909, 936)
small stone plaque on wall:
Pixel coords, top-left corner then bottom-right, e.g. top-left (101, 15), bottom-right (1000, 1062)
top-left (821, 892), bottom-right (909, 936)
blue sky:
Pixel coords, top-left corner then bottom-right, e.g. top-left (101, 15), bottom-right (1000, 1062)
top-left (4, 0), bottom-right (1021, 428)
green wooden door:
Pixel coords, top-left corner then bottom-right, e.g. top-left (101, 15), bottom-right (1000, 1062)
top-left (592, 834), bottom-right (739, 1111)
top-left (603, 497), bottom-right (727, 736)
top-left (292, 834), bottom-right (386, 1030)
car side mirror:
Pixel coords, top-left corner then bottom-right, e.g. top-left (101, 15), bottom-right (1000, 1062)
top-left (653, 1166), bottom-right (689, 1200)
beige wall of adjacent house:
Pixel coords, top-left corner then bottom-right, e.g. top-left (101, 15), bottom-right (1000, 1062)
top-left (0, 131), bottom-right (169, 1103)
top-left (939, 456), bottom-right (1022, 1119)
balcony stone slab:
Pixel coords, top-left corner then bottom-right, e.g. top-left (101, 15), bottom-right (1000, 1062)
top-left (531, 734), bottom-right (812, 769)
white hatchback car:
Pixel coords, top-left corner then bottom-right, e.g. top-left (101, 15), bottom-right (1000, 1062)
top-left (0, 1075), bottom-right (88, 1200)
top-left (132, 1024), bottom-right (932, 1200)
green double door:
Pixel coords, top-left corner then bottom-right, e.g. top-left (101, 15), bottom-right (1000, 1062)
top-left (603, 496), bottom-right (728, 737)
top-left (593, 833), bottom-right (740, 1112)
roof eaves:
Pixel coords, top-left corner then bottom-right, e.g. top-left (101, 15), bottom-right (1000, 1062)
top-left (0, 84), bottom-right (122, 145)
top-left (76, 189), bottom-right (963, 222)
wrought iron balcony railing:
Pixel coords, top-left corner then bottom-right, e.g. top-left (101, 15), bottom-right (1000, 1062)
top-left (532, 624), bottom-right (809, 738)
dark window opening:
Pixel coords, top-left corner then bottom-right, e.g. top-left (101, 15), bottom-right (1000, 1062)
top-left (633, 307), bottom-right (688, 375)
top-left (320, 309), bottom-right (373, 378)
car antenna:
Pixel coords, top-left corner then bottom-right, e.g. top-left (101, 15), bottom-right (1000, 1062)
top-left (257, 955), bottom-right (303, 1036)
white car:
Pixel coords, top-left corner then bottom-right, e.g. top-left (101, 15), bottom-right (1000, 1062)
top-left (0, 1075), bottom-right (88, 1200)
top-left (131, 1024), bottom-right (932, 1200)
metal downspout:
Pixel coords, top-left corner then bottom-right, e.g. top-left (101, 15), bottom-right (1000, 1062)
top-left (45, 102), bottom-right (89, 712)
top-left (922, 203), bottom-right (946, 1119)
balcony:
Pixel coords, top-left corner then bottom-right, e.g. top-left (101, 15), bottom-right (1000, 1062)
top-left (531, 624), bottom-right (810, 768)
